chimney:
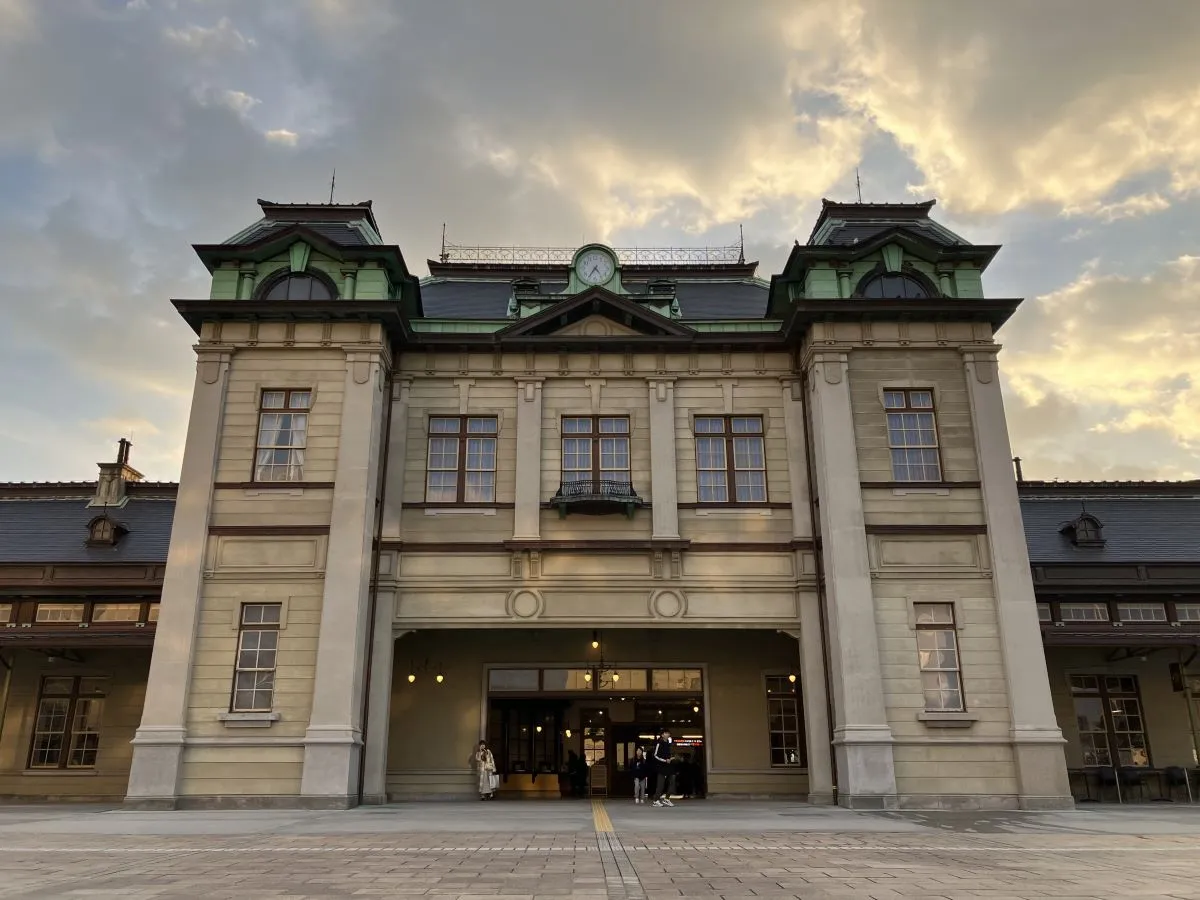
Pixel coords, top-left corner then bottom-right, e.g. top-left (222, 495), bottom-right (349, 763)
top-left (89, 438), bottom-right (143, 508)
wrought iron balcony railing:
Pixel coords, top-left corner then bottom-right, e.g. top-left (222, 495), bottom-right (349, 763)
top-left (552, 479), bottom-right (643, 518)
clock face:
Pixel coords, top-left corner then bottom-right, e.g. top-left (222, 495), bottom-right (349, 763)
top-left (576, 249), bottom-right (615, 286)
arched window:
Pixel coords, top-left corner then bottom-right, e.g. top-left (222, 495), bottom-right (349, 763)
top-left (258, 270), bottom-right (337, 301)
top-left (1061, 513), bottom-right (1105, 548)
top-left (86, 515), bottom-right (126, 547)
top-left (860, 273), bottom-right (930, 299)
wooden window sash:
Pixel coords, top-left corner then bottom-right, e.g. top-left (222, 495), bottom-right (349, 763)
top-left (693, 415), bottom-right (767, 504)
top-left (253, 388), bottom-right (312, 483)
top-left (883, 388), bottom-right (943, 483)
top-left (425, 416), bottom-right (498, 504)
top-left (561, 416), bottom-right (631, 487)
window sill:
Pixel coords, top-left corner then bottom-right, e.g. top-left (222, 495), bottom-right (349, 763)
top-left (692, 507), bottom-right (775, 518)
top-left (917, 711), bottom-right (979, 728)
top-left (423, 507), bottom-right (498, 517)
top-left (22, 769), bottom-right (98, 776)
top-left (218, 711), bottom-right (281, 728)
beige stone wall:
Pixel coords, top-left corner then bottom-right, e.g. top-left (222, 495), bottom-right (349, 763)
top-left (385, 628), bottom-right (808, 799)
top-left (0, 649), bottom-right (149, 800)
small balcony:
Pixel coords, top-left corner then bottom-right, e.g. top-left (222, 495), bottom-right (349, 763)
top-left (552, 479), bottom-right (644, 518)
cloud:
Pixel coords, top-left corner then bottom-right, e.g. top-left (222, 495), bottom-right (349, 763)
top-left (163, 16), bottom-right (255, 54)
top-left (264, 128), bottom-right (298, 146)
top-left (1064, 192), bottom-right (1171, 223)
top-left (194, 87), bottom-right (260, 118)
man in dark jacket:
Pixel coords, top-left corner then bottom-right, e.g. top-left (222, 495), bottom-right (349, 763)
top-left (651, 728), bottom-right (676, 807)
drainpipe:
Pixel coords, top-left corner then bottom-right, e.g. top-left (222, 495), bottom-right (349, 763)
top-left (0, 652), bottom-right (11, 753)
top-left (356, 367), bottom-right (395, 805)
top-left (799, 367), bottom-right (838, 803)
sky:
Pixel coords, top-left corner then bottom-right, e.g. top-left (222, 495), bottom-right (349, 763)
top-left (1, 0), bottom-right (1198, 483)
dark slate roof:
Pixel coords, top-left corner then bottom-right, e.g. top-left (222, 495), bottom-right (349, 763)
top-left (229, 221), bottom-right (372, 247)
top-left (820, 221), bottom-right (962, 248)
top-left (418, 279), bottom-right (769, 320)
top-left (1020, 495), bottom-right (1200, 564)
top-left (0, 498), bottom-right (175, 564)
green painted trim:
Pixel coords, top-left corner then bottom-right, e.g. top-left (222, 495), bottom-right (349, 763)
top-left (289, 241), bottom-right (312, 273)
top-left (687, 321), bottom-right (784, 333)
top-left (881, 244), bottom-right (903, 273)
top-left (412, 320), bottom-right (510, 334)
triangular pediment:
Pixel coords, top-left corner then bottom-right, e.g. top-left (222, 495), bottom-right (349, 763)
top-left (497, 287), bottom-right (694, 340)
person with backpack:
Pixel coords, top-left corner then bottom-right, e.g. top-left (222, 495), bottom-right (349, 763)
top-left (650, 728), bottom-right (676, 807)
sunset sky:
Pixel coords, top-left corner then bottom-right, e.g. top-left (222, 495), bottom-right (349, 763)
top-left (1, 0), bottom-right (1197, 482)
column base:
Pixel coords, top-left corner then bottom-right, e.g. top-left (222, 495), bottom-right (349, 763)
top-left (806, 791), bottom-right (836, 806)
top-left (1012, 733), bottom-right (1072, 810)
top-left (125, 726), bottom-right (186, 806)
top-left (300, 728), bottom-right (362, 803)
top-left (833, 726), bottom-right (897, 808)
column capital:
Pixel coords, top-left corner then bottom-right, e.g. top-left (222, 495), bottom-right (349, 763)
top-left (960, 345), bottom-right (1002, 385)
top-left (391, 375), bottom-right (413, 401)
top-left (779, 375), bottom-right (804, 401)
top-left (513, 375), bottom-right (545, 384)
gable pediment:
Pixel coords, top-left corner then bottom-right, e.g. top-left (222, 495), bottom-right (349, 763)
top-left (497, 287), bottom-right (694, 340)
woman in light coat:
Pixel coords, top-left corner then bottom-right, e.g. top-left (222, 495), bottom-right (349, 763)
top-left (475, 740), bottom-right (497, 800)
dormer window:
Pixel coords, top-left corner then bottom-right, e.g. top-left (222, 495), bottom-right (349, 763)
top-left (512, 278), bottom-right (540, 294)
top-left (1061, 513), bottom-right (1106, 548)
top-left (257, 270), bottom-right (337, 301)
top-left (860, 273), bottom-right (930, 299)
top-left (86, 515), bottom-right (126, 548)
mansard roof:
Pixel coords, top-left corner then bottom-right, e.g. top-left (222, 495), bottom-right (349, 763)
top-left (0, 496), bottom-right (175, 564)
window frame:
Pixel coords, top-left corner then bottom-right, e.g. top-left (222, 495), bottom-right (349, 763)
top-left (559, 416), bottom-right (632, 488)
top-left (883, 388), bottom-right (943, 483)
top-left (1068, 674), bottom-right (1150, 767)
top-left (692, 415), bottom-right (769, 505)
top-left (229, 603), bottom-right (282, 713)
top-left (764, 675), bottom-right (805, 768)
top-left (914, 602), bottom-right (966, 712)
top-left (424, 415), bottom-right (500, 505)
top-left (27, 676), bottom-right (107, 770)
top-left (859, 272), bottom-right (932, 299)
top-left (255, 268), bottom-right (338, 302)
top-left (253, 388), bottom-right (313, 483)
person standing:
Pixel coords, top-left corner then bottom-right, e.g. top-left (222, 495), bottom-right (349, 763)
top-left (475, 740), bottom-right (497, 800)
top-left (631, 747), bottom-right (650, 804)
top-left (651, 728), bottom-right (676, 807)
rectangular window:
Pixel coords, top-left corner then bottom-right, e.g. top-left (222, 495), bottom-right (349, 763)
top-left (598, 668), bottom-right (648, 692)
top-left (765, 675), bottom-right (805, 767)
top-left (541, 669), bottom-right (595, 691)
top-left (28, 676), bottom-right (107, 769)
top-left (0, 603), bottom-right (10, 624)
top-left (694, 416), bottom-right (767, 503)
top-left (561, 417), bottom-right (630, 486)
top-left (487, 669), bottom-right (540, 692)
top-left (883, 389), bottom-right (941, 482)
top-left (91, 603), bottom-right (142, 623)
top-left (35, 603), bottom-right (85, 624)
top-left (914, 602), bottom-right (964, 711)
top-left (1059, 602), bottom-right (1109, 622)
top-left (1069, 675), bottom-right (1149, 767)
top-left (1176, 603), bottom-right (1200, 622)
top-left (147, 604), bottom-right (161, 623)
top-left (650, 669), bottom-right (703, 692)
top-left (1117, 602), bottom-right (1167, 623)
top-left (254, 389), bottom-right (311, 482)
top-left (1037, 602), bottom-right (1052, 622)
top-left (230, 603), bottom-right (281, 712)
top-left (425, 416), bottom-right (498, 503)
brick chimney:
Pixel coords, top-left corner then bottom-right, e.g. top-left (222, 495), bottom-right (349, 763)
top-left (89, 438), bottom-right (143, 508)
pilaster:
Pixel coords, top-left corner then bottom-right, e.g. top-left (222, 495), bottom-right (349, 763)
top-left (780, 377), bottom-right (812, 540)
top-left (784, 617), bottom-right (834, 805)
top-left (380, 377), bottom-right (412, 539)
top-left (360, 597), bottom-right (398, 804)
top-left (300, 348), bottom-right (388, 806)
top-left (126, 346), bottom-right (232, 808)
top-left (646, 377), bottom-right (679, 540)
top-left (962, 347), bottom-right (1072, 810)
top-left (804, 348), bottom-right (897, 809)
top-left (512, 377), bottom-right (545, 540)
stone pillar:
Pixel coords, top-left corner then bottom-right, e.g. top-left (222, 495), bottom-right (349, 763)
top-left (237, 266), bottom-right (256, 300)
top-left (512, 377), bottom-right (544, 540)
top-left (360, 594), bottom-right (397, 805)
top-left (804, 348), bottom-right (897, 809)
top-left (646, 377), bottom-right (679, 540)
top-left (126, 347), bottom-right (232, 808)
top-left (780, 378), bottom-right (812, 540)
top-left (300, 348), bottom-right (387, 807)
top-left (836, 270), bottom-right (852, 298)
top-left (785, 615), bottom-right (834, 804)
top-left (341, 268), bottom-right (358, 300)
top-left (962, 348), bottom-right (1072, 809)
top-left (380, 377), bottom-right (412, 540)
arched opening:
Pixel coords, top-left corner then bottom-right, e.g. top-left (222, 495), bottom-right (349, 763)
top-left (859, 272), bottom-right (931, 299)
top-left (257, 270), bottom-right (338, 301)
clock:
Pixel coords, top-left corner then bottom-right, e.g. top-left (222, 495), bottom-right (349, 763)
top-left (575, 248), bottom-right (615, 286)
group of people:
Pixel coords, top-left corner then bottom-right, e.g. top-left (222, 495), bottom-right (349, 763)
top-left (474, 728), bottom-right (682, 807)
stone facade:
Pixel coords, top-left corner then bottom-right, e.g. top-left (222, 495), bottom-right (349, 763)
top-left (8, 198), bottom-right (1092, 809)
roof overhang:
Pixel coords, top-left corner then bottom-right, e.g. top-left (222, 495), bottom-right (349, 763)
top-left (780, 297), bottom-right (1022, 334)
top-left (172, 299), bottom-right (412, 344)
top-left (781, 228), bottom-right (1001, 282)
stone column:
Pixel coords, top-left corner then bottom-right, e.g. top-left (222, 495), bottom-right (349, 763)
top-left (360, 592), bottom-right (397, 805)
top-left (512, 377), bottom-right (544, 540)
top-left (126, 347), bottom-right (232, 808)
top-left (380, 377), bottom-right (412, 540)
top-left (300, 348), bottom-right (387, 806)
top-left (780, 378), bottom-right (812, 540)
top-left (783, 615), bottom-right (834, 804)
top-left (646, 378), bottom-right (679, 540)
top-left (804, 348), bottom-right (897, 809)
top-left (962, 348), bottom-right (1072, 809)
top-left (341, 268), bottom-right (358, 300)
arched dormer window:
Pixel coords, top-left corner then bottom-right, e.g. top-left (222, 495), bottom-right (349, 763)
top-left (86, 515), bottom-right (127, 548)
top-left (859, 272), bottom-right (931, 299)
top-left (256, 269), bottom-right (338, 302)
top-left (1060, 513), bottom-right (1105, 548)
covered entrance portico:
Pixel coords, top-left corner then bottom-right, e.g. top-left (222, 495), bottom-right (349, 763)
top-left (380, 627), bottom-right (830, 803)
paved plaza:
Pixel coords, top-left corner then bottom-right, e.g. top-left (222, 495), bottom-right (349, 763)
top-left (0, 801), bottom-right (1197, 899)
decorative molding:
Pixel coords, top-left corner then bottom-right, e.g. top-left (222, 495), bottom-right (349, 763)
top-left (214, 482), bottom-right (335, 491)
top-left (649, 589), bottom-right (687, 620)
top-left (864, 524), bottom-right (987, 535)
top-left (208, 525), bottom-right (330, 536)
top-left (860, 481), bottom-right (981, 490)
top-left (453, 378), bottom-right (474, 414)
top-left (506, 588), bottom-right (544, 620)
top-left (584, 378), bottom-right (606, 413)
